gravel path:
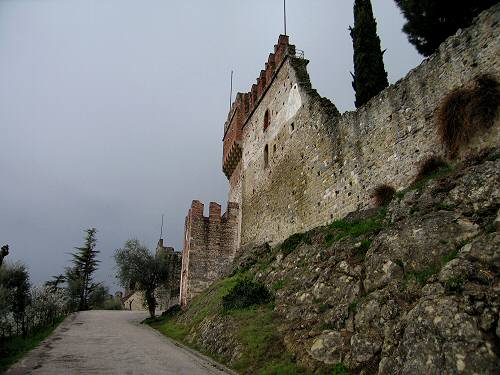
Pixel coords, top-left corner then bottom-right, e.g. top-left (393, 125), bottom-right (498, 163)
top-left (6, 310), bottom-right (233, 375)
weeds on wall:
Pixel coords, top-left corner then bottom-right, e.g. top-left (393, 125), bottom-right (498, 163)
top-left (437, 74), bottom-right (499, 157)
top-left (414, 156), bottom-right (451, 183)
top-left (372, 184), bottom-right (396, 207)
top-left (280, 232), bottom-right (312, 256)
top-left (324, 207), bottom-right (386, 247)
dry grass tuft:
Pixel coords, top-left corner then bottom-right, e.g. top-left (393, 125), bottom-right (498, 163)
top-left (437, 74), bottom-right (500, 157)
top-left (372, 184), bottom-right (396, 207)
top-left (414, 156), bottom-right (450, 183)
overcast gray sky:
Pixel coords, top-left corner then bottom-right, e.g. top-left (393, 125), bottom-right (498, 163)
top-left (0, 0), bottom-right (422, 291)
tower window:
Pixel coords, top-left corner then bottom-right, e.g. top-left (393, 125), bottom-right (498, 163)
top-left (290, 122), bottom-right (295, 132)
top-left (264, 145), bottom-right (269, 168)
top-left (264, 110), bottom-right (270, 131)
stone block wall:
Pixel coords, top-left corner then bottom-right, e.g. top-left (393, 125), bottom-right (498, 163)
top-left (179, 200), bottom-right (239, 306)
top-left (155, 239), bottom-right (182, 310)
top-left (225, 5), bottom-right (500, 248)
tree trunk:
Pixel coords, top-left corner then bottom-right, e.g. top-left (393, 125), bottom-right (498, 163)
top-left (145, 290), bottom-right (156, 318)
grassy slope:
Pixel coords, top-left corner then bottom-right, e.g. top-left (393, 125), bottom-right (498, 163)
top-left (0, 316), bottom-right (66, 373)
top-left (147, 163), bottom-right (467, 375)
top-left (147, 204), bottom-right (390, 375)
top-left (148, 275), bottom-right (321, 375)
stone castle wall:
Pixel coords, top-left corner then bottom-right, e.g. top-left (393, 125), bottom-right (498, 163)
top-left (179, 200), bottom-right (239, 306)
top-left (225, 5), bottom-right (500, 247)
top-left (155, 239), bottom-right (183, 310)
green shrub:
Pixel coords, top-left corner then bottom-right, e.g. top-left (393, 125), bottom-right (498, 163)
top-left (272, 280), bottom-right (285, 291)
top-left (437, 202), bottom-right (454, 211)
top-left (348, 300), bottom-right (358, 315)
top-left (332, 362), bottom-right (349, 375)
top-left (222, 280), bottom-right (272, 311)
top-left (405, 264), bottom-right (439, 285)
top-left (0, 316), bottom-right (65, 372)
top-left (444, 276), bottom-right (466, 293)
top-left (355, 240), bottom-right (372, 259)
top-left (281, 232), bottom-right (311, 256)
top-left (442, 249), bottom-right (459, 264)
top-left (318, 304), bottom-right (330, 313)
top-left (161, 304), bottom-right (181, 318)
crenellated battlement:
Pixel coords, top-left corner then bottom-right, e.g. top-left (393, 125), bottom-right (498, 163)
top-left (222, 35), bottom-right (298, 179)
top-left (179, 200), bottom-right (240, 306)
top-left (186, 200), bottom-right (238, 226)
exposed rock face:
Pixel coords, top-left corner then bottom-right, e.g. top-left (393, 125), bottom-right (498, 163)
top-left (187, 150), bottom-right (499, 374)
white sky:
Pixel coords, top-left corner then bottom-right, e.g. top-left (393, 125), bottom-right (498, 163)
top-left (0, 0), bottom-right (422, 290)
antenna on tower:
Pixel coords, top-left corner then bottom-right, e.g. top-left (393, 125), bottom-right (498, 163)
top-left (229, 70), bottom-right (234, 111)
top-left (284, 0), bottom-right (287, 35)
top-left (159, 214), bottom-right (164, 240)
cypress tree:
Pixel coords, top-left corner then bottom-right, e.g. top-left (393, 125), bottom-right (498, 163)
top-left (68, 228), bottom-right (100, 311)
top-left (395, 0), bottom-right (499, 57)
top-left (0, 245), bottom-right (8, 267)
top-left (350, 0), bottom-right (389, 108)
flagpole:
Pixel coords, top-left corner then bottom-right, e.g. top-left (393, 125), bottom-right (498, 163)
top-left (284, 0), bottom-right (287, 35)
top-left (160, 214), bottom-right (164, 239)
top-left (230, 70), bottom-right (234, 110)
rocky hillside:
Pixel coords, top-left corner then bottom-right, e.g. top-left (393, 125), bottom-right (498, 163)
top-left (150, 148), bottom-right (500, 374)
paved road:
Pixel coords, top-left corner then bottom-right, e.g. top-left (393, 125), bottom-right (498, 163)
top-left (7, 310), bottom-right (233, 375)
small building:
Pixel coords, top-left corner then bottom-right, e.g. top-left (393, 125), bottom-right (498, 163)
top-left (121, 290), bottom-right (145, 311)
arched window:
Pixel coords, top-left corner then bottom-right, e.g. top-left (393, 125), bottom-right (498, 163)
top-left (263, 109), bottom-right (270, 131)
top-left (264, 145), bottom-right (269, 168)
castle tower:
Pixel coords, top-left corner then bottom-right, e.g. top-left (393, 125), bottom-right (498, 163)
top-left (221, 35), bottom-right (340, 248)
top-left (223, 35), bottom-right (299, 249)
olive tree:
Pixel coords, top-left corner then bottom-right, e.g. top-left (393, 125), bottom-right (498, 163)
top-left (114, 239), bottom-right (169, 318)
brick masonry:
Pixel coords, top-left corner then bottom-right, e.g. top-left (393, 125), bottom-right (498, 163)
top-left (223, 5), bottom-right (500, 248)
top-left (179, 200), bottom-right (239, 306)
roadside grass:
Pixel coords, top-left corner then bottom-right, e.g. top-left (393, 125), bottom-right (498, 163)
top-left (148, 274), bottom-right (243, 344)
top-left (0, 316), bottom-right (66, 373)
top-left (229, 306), bottom-right (301, 374)
top-left (147, 275), bottom-right (316, 375)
